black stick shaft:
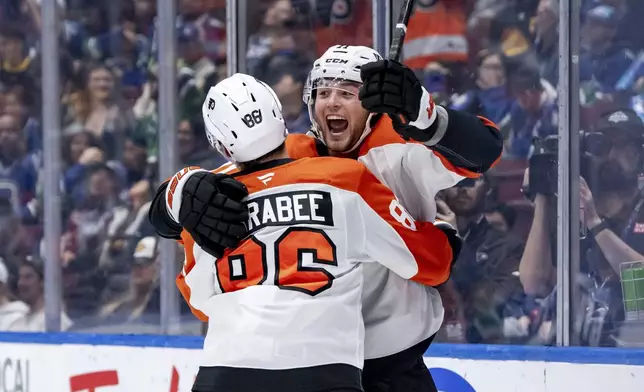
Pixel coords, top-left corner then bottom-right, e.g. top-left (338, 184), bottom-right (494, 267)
top-left (388, 0), bottom-right (415, 61)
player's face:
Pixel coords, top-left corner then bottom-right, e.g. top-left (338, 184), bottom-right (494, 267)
top-left (314, 82), bottom-right (369, 153)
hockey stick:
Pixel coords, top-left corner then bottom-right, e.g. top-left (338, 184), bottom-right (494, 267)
top-left (388, 0), bottom-right (416, 62)
top-left (387, 0), bottom-right (416, 126)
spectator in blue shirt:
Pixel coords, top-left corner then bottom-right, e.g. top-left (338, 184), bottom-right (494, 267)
top-left (0, 114), bottom-right (38, 209)
top-left (579, 4), bottom-right (634, 91)
top-left (450, 48), bottom-right (514, 129)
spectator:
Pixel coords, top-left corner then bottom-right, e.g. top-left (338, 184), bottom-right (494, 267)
top-left (122, 132), bottom-right (150, 189)
top-left (60, 163), bottom-right (122, 270)
top-left (450, 48), bottom-right (514, 129)
top-left (0, 114), bottom-right (39, 209)
top-left (0, 257), bottom-right (28, 331)
top-left (436, 176), bottom-right (525, 344)
top-left (533, 0), bottom-right (559, 85)
top-left (62, 130), bottom-right (104, 205)
top-left (177, 117), bottom-right (226, 168)
top-left (63, 64), bottom-right (136, 160)
top-left (95, 236), bottom-right (160, 330)
top-left (485, 203), bottom-right (517, 233)
top-left (3, 86), bottom-right (41, 153)
top-left (579, 4), bottom-right (634, 91)
top-left (7, 256), bottom-right (73, 332)
top-left (85, 4), bottom-right (150, 82)
top-left (0, 186), bottom-right (34, 271)
top-left (177, 0), bottom-right (226, 64)
top-left (178, 23), bottom-right (217, 93)
top-left (269, 66), bottom-right (310, 134)
top-left (520, 109), bottom-right (644, 345)
top-left (133, 0), bottom-right (157, 38)
top-left (247, 0), bottom-right (300, 77)
top-left (0, 23), bottom-right (38, 95)
top-left (506, 66), bottom-right (557, 159)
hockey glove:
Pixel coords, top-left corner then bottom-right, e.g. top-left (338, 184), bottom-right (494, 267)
top-left (359, 59), bottom-right (438, 142)
top-left (434, 220), bottom-right (462, 266)
top-left (174, 171), bottom-right (249, 258)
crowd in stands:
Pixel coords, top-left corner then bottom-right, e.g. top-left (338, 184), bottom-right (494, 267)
top-left (1, 0), bottom-right (644, 347)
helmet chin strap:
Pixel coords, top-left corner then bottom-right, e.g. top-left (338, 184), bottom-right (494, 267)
top-left (310, 113), bottom-right (375, 154)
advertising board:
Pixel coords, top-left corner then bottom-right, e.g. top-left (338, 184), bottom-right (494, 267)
top-left (1, 334), bottom-right (643, 391)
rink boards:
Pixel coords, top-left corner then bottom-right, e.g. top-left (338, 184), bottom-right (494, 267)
top-left (1, 333), bottom-right (644, 391)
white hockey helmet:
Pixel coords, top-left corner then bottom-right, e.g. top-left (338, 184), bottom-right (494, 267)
top-left (202, 73), bottom-right (288, 163)
top-left (302, 45), bottom-right (383, 142)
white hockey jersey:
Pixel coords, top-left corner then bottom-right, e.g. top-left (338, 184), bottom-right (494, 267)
top-left (168, 157), bottom-right (453, 370)
top-left (283, 114), bottom-right (484, 359)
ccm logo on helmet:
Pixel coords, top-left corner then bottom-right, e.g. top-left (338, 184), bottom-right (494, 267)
top-left (325, 58), bottom-right (349, 64)
top-left (208, 98), bottom-right (215, 110)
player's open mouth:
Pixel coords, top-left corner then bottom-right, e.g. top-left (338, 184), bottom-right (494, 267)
top-left (326, 115), bottom-right (348, 134)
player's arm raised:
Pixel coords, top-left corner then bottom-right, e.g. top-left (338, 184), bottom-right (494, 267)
top-left (354, 167), bottom-right (461, 286)
top-left (359, 59), bottom-right (503, 177)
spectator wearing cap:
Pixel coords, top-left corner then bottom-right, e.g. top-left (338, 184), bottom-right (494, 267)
top-left (579, 4), bottom-right (634, 91)
top-left (520, 108), bottom-right (644, 345)
top-left (435, 175), bottom-right (526, 344)
top-left (7, 256), bottom-right (73, 331)
top-left (580, 109), bottom-right (644, 278)
top-left (0, 257), bottom-right (27, 331)
top-left (506, 67), bottom-right (558, 159)
top-left (178, 23), bottom-right (216, 94)
top-left (95, 236), bottom-right (161, 331)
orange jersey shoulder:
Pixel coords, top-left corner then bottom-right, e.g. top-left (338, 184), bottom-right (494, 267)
top-left (285, 133), bottom-right (320, 159)
top-left (358, 115), bottom-right (409, 156)
top-left (235, 157), bottom-right (365, 195)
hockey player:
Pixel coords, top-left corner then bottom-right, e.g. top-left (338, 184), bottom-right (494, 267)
top-left (157, 73), bottom-right (457, 392)
top-left (151, 46), bottom-right (501, 392)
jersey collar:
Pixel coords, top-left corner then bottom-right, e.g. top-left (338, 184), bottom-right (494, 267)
top-left (232, 158), bottom-right (294, 177)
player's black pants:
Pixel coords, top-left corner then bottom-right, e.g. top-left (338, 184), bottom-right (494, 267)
top-left (191, 363), bottom-right (363, 392)
top-left (362, 335), bottom-right (438, 392)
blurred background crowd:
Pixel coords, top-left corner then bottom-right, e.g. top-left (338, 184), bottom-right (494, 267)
top-left (1, 0), bottom-right (644, 348)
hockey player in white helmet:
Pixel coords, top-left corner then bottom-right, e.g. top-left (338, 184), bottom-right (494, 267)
top-left (150, 46), bottom-right (503, 392)
top-left (151, 73), bottom-right (457, 392)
